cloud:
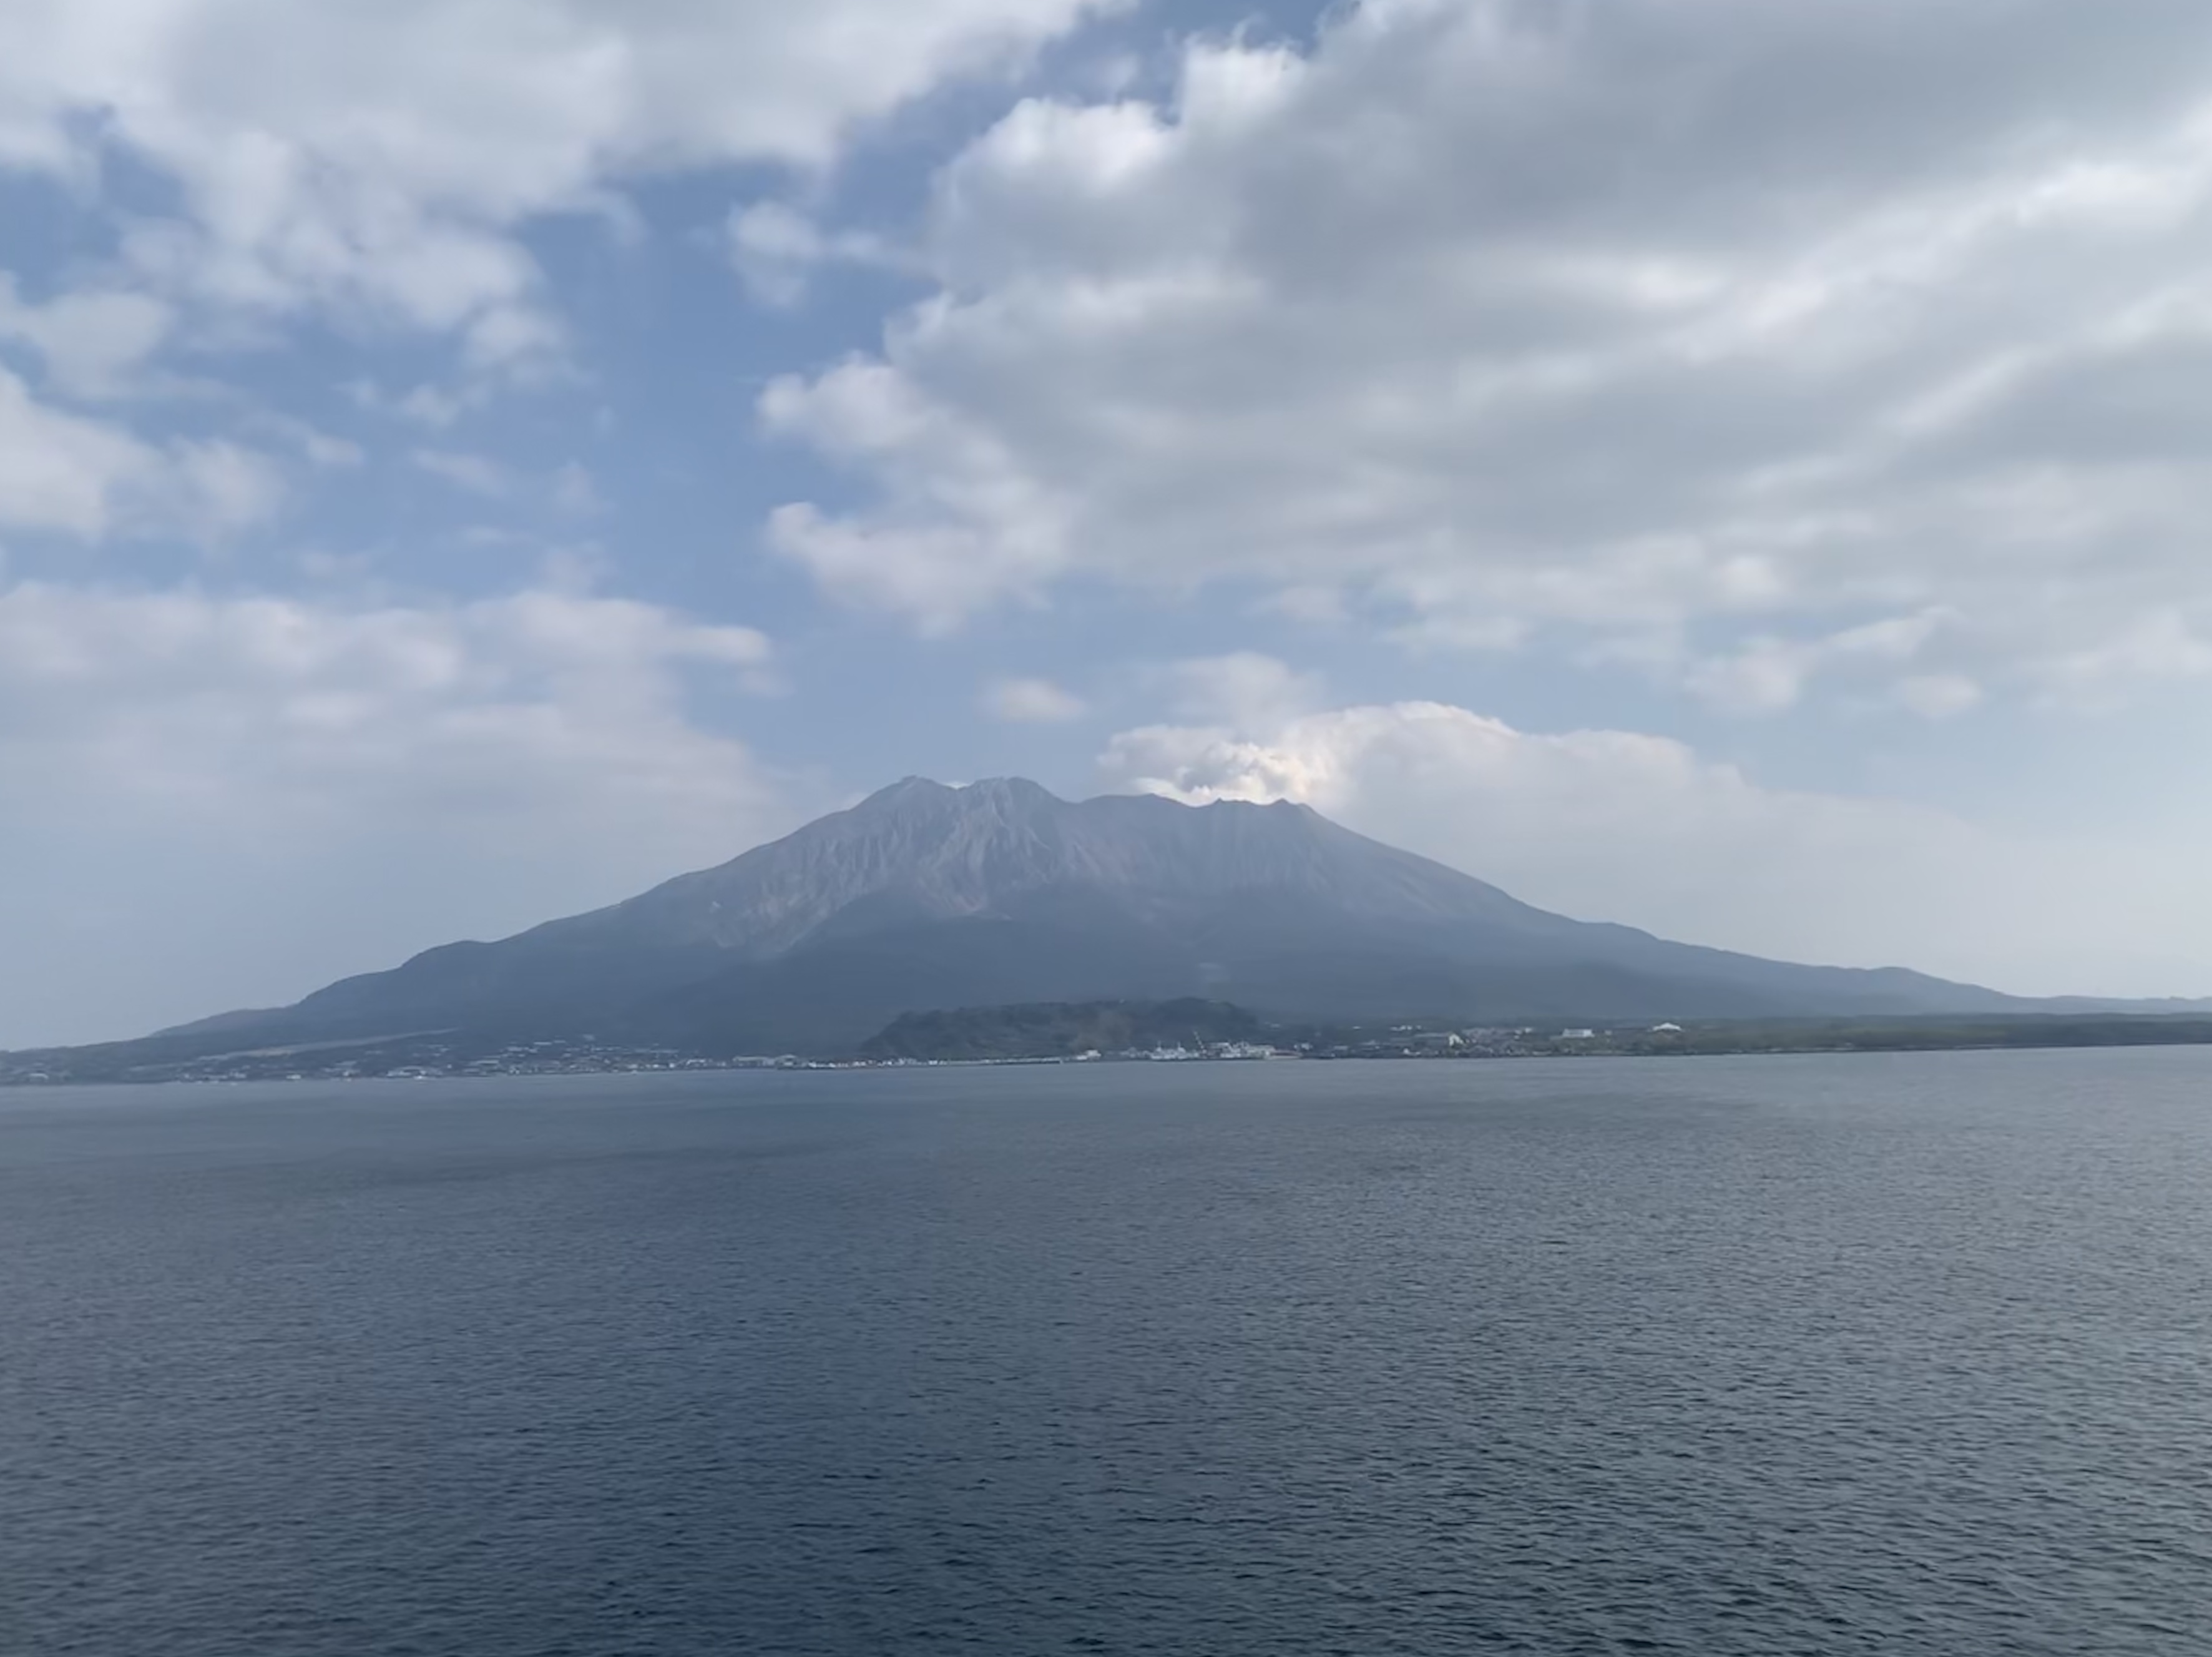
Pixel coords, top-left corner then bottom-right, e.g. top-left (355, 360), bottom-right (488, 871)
top-left (0, 277), bottom-right (175, 400)
top-left (728, 202), bottom-right (900, 307)
top-left (342, 380), bottom-right (474, 430)
top-left (1680, 611), bottom-right (1954, 715)
top-left (2038, 609), bottom-right (2212, 705)
top-left (165, 440), bottom-right (286, 539)
top-left (0, 579), bottom-right (779, 822)
top-left (1148, 651), bottom-right (1326, 726)
top-left (761, 357), bottom-right (1070, 632)
top-left (411, 452), bottom-right (610, 521)
top-left (1, 0), bottom-right (1120, 354)
top-left (1894, 672), bottom-right (1985, 719)
top-left (551, 460), bottom-right (605, 516)
top-left (0, 577), bottom-right (810, 1045)
top-left (0, 367), bottom-right (283, 541)
top-left (763, 0), bottom-right (2212, 709)
top-left (0, 368), bottom-right (152, 536)
top-left (1096, 677), bottom-right (2212, 1000)
top-left (981, 674), bottom-right (1086, 722)
top-left (296, 430), bottom-right (366, 471)
top-left (412, 447), bottom-right (513, 498)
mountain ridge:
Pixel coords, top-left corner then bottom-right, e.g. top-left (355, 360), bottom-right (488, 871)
top-left (14, 776), bottom-right (2207, 1066)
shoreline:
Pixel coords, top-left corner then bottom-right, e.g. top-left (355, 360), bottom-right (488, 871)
top-left (9, 1025), bottom-right (2212, 1088)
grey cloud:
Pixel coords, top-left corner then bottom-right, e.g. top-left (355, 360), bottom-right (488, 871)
top-left (1095, 689), bottom-right (2212, 998)
top-left (767, 0), bottom-right (2212, 708)
top-left (0, 578), bottom-right (811, 1043)
top-left (2, 0), bottom-right (1117, 360)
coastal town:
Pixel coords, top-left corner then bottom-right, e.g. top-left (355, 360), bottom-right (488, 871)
top-left (0, 1023), bottom-right (1703, 1086)
top-left (9, 1010), bottom-right (2210, 1088)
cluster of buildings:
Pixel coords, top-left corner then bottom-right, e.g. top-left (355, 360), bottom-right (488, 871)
top-left (1, 1022), bottom-right (1705, 1088)
top-left (1291, 1022), bottom-right (1689, 1060)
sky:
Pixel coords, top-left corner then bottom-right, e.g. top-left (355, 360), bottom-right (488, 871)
top-left (6, 0), bottom-right (2212, 1046)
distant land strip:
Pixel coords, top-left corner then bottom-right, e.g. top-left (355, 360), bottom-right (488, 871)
top-left (7, 1003), bottom-right (2212, 1084)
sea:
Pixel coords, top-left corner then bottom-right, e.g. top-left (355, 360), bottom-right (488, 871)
top-left (4, 1050), bottom-right (2208, 1656)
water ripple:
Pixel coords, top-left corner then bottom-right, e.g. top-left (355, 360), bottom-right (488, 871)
top-left (4, 1050), bottom-right (2209, 1655)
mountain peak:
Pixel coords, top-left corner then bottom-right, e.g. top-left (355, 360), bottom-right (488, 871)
top-left (854, 775), bottom-right (1062, 815)
top-left (960, 775), bottom-right (1056, 802)
top-left (856, 775), bottom-right (956, 809)
top-left (853, 776), bottom-right (1318, 822)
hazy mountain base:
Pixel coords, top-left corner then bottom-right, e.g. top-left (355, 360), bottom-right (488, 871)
top-left (11, 777), bottom-right (2210, 1077)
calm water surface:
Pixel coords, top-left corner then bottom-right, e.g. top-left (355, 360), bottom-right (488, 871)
top-left (4, 1051), bottom-right (2210, 1655)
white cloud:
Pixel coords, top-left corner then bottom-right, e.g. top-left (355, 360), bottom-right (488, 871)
top-left (0, 578), bottom-right (810, 1044)
top-left (1, 0), bottom-right (1119, 352)
top-left (761, 356), bottom-right (1071, 632)
top-left (2040, 609), bottom-right (2212, 705)
top-left (1681, 611), bottom-right (1954, 715)
top-left (300, 431), bottom-right (365, 471)
top-left (0, 277), bottom-right (175, 399)
top-left (1150, 651), bottom-right (1325, 726)
top-left (1895, 672), bottom-right (1985, 720)
top-left (395, 385), bottom-right (469, 427)
top-left (981, 674), bottom-right (1086, 722)
top-left (1096, 681), bottom-right (2212, 1000)
top-left (411, 451), bottom-right (610, 519)
top-left (763, 0), bottom-right (2212, 709)
top-left (0, 368), bottom-right (152, 536)
top-left (163, 440), bottom-right (286, 539)
top-left (0, 368), bottom-right (282, 541)
top-left (412, 447), bottom-right (513, 498)
top-left (728, 202), bottom-right (899, 307)
top-left (551, 460), bottom-right (605, 517)
top-left (0, 579), bottom-right (779, 822)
